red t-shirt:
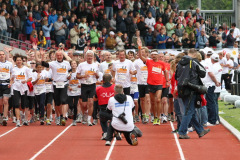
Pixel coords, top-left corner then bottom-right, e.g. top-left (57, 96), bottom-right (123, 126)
top-left (162, 62), bottom-right (170, 88)
top-left (146, 59), bottom-right (165, 85)
top-left (171, 72), bottom-right (178, 96)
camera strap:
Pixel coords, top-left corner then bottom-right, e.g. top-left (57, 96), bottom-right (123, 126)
top-left (113, 101), bottom-right (127, 118)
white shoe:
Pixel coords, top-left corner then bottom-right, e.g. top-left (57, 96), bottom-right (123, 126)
top-left (82, 113), bottom-right (88, 124)
top-left (163, 115), bottom-right (168, 123)
top-left (72, 120), bottom-right (77, 126)
top-left (206, 122), bottom-right (215, 126)
top-left (101, 133), bottom-right (107, 140)
top-left (216, 120), bottom-right (220, 125)
top-left (16, 120), bottom-right (21, 127)
top-left (105, 141), bottom-right (111, 146)
top-left (13, 117), bottom-right (16, 123)
top-left (87, 120), bottom-right (93, 126)
top-left (188, 127), bottom-right (194, 132)
top-left (151, 115), bottom-right (154, 123)
top-left (93, 119), bottom-right (98, 125)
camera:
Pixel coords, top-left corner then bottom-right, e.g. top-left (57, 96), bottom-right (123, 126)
top-left (182, 79), bottom-right (207, 94)
top-left (118, 112), bottom-right (128, 124)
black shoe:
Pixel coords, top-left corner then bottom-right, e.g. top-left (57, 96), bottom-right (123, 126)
top-left (198, 129), bottom-right (210, 138)
top-left (179, 134), bottom-right (190, 139)
top-left (171, 129), bottom-right (178, 134)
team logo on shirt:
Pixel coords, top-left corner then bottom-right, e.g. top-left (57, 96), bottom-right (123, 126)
top-left (86, 68), bottom-right (95, 75)
top-left (0, 66), bottom-right (10, 73)
top-left (131, 77), bottom-right (137, 82)
top-left (140, 66), bottom-right (148, 71)
top-left (117, 66), bottom-right (127, 73)
top-left (70, 78), bottom-right (79, 84)
top-left (57, 66), bottom-right (67, 73)
top-left (152, 66), bottom-right (162, 74)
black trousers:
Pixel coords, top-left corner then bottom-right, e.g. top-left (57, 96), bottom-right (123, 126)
top-left (67, 96), bottom-right (79, 120)
top-left (221, 73), bottom-right (232, 90)
top-left (99, 107), bottom-right (112, 133)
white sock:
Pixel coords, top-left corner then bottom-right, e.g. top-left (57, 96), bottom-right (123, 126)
top-left (88, 116), bottom-right (92, 121)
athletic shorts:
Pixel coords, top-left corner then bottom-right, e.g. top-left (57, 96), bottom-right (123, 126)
top-left (12, 90), bottom-right (27, 109)
top-left (0, 85), bottom-right (11, 98)
top-left (45, 92), bottom-right (53, 105)
top-left (123, 87), bottom-right (130, 95)
top-left (138, 85), bottom-right (149, 98)
top-left (148, 84), bottom-right (162, 93)
top-left (81, 84), bottom-right (96, 102)
top-left (53, 84), bottom-right (68, 106)
top-left (161, 88), bottom-right (169, 98)
top-left (130, 92), bottom-right (139, 100)
top-left (26, 96), bottom-right (35, 109)
top-left (168, 94), bottom-right (173, 98)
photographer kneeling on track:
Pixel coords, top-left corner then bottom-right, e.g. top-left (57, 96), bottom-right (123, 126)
top-left (176, 49), bottom-right (210, 139)
top-left (105, 84), bottom-right (142, 146)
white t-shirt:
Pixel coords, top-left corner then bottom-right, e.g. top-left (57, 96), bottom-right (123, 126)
top-left (130, 75), bottom-right (138, 94)
top-left (77, 62), bottom-right (99, 85)
top-left (12, 66), bottom-right (32, 95)
top-left (213, 62), bottom-right (223, 93)
top-left (49, 60), bottom-right (71, 84)
top-left (45, 69), bottom-right (54, 93)
top-left (112, 59), bottom-right (136, 88)
top-left (99, 60), bottom-right (115, 74)
top-left (226, 59), bottom-right (234, 74)
top-left (134, 58), bottom-right (148, 85)
top-left (32, 70), bottom-right (48, 95)
top-left (67, 72), bottom-right (81, 96)
top-left (107, 95), bottom-right (134, 132)
top-left (200, 59), bottom-right (211, 86)
top-left (220, 57), bottom-right (228, 74)
top-left (145, 17), bottom-right (156, 31)
top-left (0, 60), bottom-right (13, 85)
top-left (96, 72), bottom-right (103, 88)
top-left (227, 28), bottom-right (240, 41)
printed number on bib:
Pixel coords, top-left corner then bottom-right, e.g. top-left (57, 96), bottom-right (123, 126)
top-left (16, 75), bottom-right (25, 81)
top-left (152, 67), bottom-right (162, 74)
top-left (0, 68), bottom-right (9, 79)
top-left (56, 82), bottom-right (65, 88)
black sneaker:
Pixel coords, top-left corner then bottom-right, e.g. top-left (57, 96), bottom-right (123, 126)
top-left (198, 129), bottom-right (210, 138)
top-left (2, 117), bottom-right (7, 126)
top-left (179, 134), bottom-right (190, 139)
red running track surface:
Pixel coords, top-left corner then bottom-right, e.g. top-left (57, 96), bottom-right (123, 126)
top-left (0, 120), bottom-right (240, 160)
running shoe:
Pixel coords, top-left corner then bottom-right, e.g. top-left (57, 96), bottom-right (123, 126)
top-left (151, 114), bottom-right (154, 123)
top-left (135, 115), bottom-right (140, 122)
top-left (105, 141), bottom-right (111, 146)
top-left (23, 121), bottom-right (29, 126)
top-left (40, 119), bottom-right (44, 125)
top-left (93, 119), bottom-right (98, 125)
top-left (50, 115), bottom-right (53, 122)
top-left (46, 119), bottom-right (51, 125)
top-left (163, 115), bottom-right (168, 123)
top-left (130, 133), bottom-right (138, 146)
top-left (82, 113), bottom-right (88, 124)
top-left (12, 117), bottom-right (16, 123)
top-left (72, 120), bottom-right (77, 126)
top-left (87, 120), bottom-right (93, 126)
top-left (145, 115), bottom-right (149, 124)
top-left (101, 133), bottom-right (107, 140)
top-left (0, 116), bottom-right (3, 125)
top-left (61, 118), bottom-right (66, 126)
top-left (171, 115), bottom-right (175, 122)
top-left (156, 118), bottom-right (161, 125)
top-left (2, 117), bottom-right (7, 126)
top-left (168, 114), bottom-right (171, 121)
top-left (153, 118), bottom-right (157, 125)
top-left (115, 132), bottom-right (122, 140)
top-left (171, 129), bottom-right (178, 134)
top-left (55, 117), bottom-right (60, 125)
top-left (30, 117), bottom-right (35, 123)
top-left (188, 127), bottom-right (194, 132)
top-left (16, 120), bottom-right (21, 127)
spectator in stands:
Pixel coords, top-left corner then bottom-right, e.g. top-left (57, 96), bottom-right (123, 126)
top-left (209, 31), bottom-right (220, 48)
top-left (106, 31), bottom-right (116, 50)
top-left (199, 19), bottom-right (205, 32)
top-left (218, 26), bottom-right (227, 41)
top-left (79, 17), bottom-right (88, 34)
top-left (114, 0), bottom-right (124, 10)
top-left (182, 33), bottom-right (190, 48)
top-left (90, 25), bottom-right (100, 48)
top-left (37, 30), bottom-right (46, 48)
top-left (116, 10), bottom-right (126, 33)
top-left (54, 15), bottom-right (67, 46)
top-left (145, 12), bottom-right (155, 31)
top-left (116, 31), bottom-right (125, 50)
top-left (148, 0), bottom-right (156, 18)
top-left (166, 18), bottom-right (175, 37)
top-left (154, 17), bottom-right (163, 29)
top-left (33, 5), bottom-right (42, 33)
top-left (127, 0), bottom-right (134, 11)
top-left (110, 13), bottom-right (116, 31)
top-left (0, 9), bottom-right (7, 44)
top-left (42, 4), bottom-right (50, 18)
top-left (122, 32), bottom-right (130, 49)
top-left (137, 16), bottom-right (148, 39)
top-left (123, 4), bottom-right (130, 16)
top-left (174, 36), bottom-right (182, 48)
top-left (198, 30), bottom-right (208, 48)
top-left (156, 28), bottom-right (166, 49)
top-left (30, 30), bottom-right (38, 45)
top-left (193, 8), bottom-right (202, 22)
top-left (145, 28), bottom-right (154, 46)
top-left (131, 29), bottom-right (145, 49)
top-left (48, 8), bottom-right (58, 38)
top-left (156, 3), bottom-right (164, 18)
top-left (42, 20), bottom-right (53, 49)
top-left (175, 23), bottom-right (184, 39)
top-left (125, 11), bottom-right (135, 42)
top-left (25, 12), bottom-right (35, 40)
top-left (166, 33), bottom-right (176, 49)
top-left (5, 12), bottom-right (13, 43)
top-left (77, 33), bottom-right (87, 50)
top-left (162, 8), bottom-right (169, 25)
top-left (12, 9), bottom-right (21, 39)
top-left (227, 29), bottom-right (238, 48)
top-left (70, 23), bottom-right (80, 49)
top-left (18, 0), bottom-right (27, 33)
top-left (63, 0), bottom-right (75, 12)
top-left (104, 0), bottom-right (114, 20)
top-left (189, 32), bottom-right (196, 48)
top-left (170, 0), bottom-right (179, 13)
top-left (227, 23), bottom-right (240, 43)
top-left (99, 13), bottom-right (110, 31)
top-left (185, 21), bottom-right (196, 35)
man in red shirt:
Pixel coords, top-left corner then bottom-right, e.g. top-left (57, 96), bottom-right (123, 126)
top-left (138, 47), bottom-right (169, 125)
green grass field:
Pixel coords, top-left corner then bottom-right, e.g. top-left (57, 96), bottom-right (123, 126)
top-left (219, 101), bottom-right (240, 131)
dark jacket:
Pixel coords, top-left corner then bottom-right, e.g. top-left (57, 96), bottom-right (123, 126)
top-left (137, 21), bottom-right (147, 37)
top-left (116, 15), bottom-right (126, 33)
top-left (99, 19), bottom-right (110, 30)
top-left (33, 10), bottom-right (42, 27)
top-left (209, 36), bottom-right (220, 47)
top-left (125, 16), bottom-right (135, 33)
top-left (104, 0), bottom-right (114, 7)
top-left (226, 34), bottom-right (236, 47)
top-left (6, 18), bottom-right (13, 33)
top-left (162, 13), bottom-right (169, 25)
top-left (18, 6), bottom-right (27, 21)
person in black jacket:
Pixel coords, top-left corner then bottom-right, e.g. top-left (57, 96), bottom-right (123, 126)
top-left (176, 49), bottom-right (210, 139)
top-left (227, 29), bottom-right (238, 48)
top-left (99, 14), bottom-right (110, 31)
top-left (137, 16), bottom-right (148, 39)
top-left (209, 31), bottom-right (220, 48)
top-left (125, 11), bottom-right (136, 44)
top-left (116, 10), bottom-right (126, 33)
top-left (162, 8), bottom-right (169, 25)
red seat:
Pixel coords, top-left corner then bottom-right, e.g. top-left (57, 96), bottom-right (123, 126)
top-left (13, 44), bottom-right (19, 48)
top-left (9, 40), bottom-right (15, 46)
top-left (21, 43), bottom-right (27, 50)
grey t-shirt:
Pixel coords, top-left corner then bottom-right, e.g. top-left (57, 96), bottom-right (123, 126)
top-left (54, 21), bottom-right (65, 36)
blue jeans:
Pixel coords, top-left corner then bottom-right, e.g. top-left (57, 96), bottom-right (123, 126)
top-left (105, 7), bottom-right (113, 20)
top-left (55, 35), bottom-right (66, 47)
top-left (206, 86), bottom-right (217, 124)
top-left (215, 92), bottom-right (220, 122)
top-left (35, 93), bottom-right (46, 119)
top-left (178, 94), bottom-right (204, 135)
top-left (195, 106), bottom-right (208, 125)
top-left (0, 29), bottom-right (7, 44)
top-left (174, 97), bottom-right (184, 130)
top-left (46, 39), bottom-right (51, 49)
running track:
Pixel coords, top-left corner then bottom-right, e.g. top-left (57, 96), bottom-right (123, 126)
top-left (0, 120), bottom-right (240, 160)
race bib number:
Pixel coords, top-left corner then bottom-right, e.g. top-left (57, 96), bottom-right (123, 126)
top-left (34, 86), bottom-right (44, 94)
top-left (70, 85), bottom-right (78, 94)
top-left (104, 69), bottom-right (111, 74)
top-left (0, 68), bottom-right (10, 79)
top-left (16, 75), bottom-right (25, 81)
top-left (141, 74), bottom-right (148, 82)
top-left (131, 77), bottom-right (137, 82)
top-left (152, 67), bottom-right (162, 74)
top-left (46, 84), bottom-right (52, 92)
top-left (56, 82), bottom-right (65, 88)
top-left (69, 79), bottom-right (79, 85)
top-left (117, 68), bottom-right (127, 83)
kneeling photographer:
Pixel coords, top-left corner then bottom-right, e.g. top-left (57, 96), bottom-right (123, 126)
top-left (176, 49), bottom-right (210, 139)
top-left (105, 84), bottom-right (140, 146)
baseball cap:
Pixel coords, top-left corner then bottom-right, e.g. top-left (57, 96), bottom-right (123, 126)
top-left (109, 31), bottom-right (115, 35)
top-left (211, 53), bottom-right (219, 61)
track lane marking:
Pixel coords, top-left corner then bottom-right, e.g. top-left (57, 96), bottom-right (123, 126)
top-left (29, 124), bottom-right (72, 160)
top-left (170, 122), bottom-right (185, 160)
top-left (105, 137), bottom-right (116, 160)
top-left (0, 127), bottom-right (18, 138)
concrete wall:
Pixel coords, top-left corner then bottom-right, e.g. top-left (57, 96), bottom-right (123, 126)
top-left (0, 43), bottom-right (26, 56)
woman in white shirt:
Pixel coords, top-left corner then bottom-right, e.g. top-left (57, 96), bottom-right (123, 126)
top-left (11, 54), bottom-right (32, 127)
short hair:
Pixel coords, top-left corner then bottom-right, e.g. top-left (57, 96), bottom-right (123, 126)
top-left (141, 47), bottom-right (149, 53)
top-left (103, 74), bottom-right (112, 83)
top-left (86, 50), bottom-right (94, 56)
top-left (13, 54), bottom-right (24, 62)
top-left (230, 29), bottom-right (234, 34)
top-left (188, 48), bottom-right (198, 56)
top-left (114, 84), bottom-right (123, 94)
top-left (232, 23), bottom-right (236, 27)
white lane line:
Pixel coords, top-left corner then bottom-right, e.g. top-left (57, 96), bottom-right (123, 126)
top-left (105, 137), bottom-right (116, 160)
top-left (0, 127), bottom-right (18, 138)
top-left (29, 124), bottom-right (72, 160)
top-left (170, 122), bottom-right (185, 160)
